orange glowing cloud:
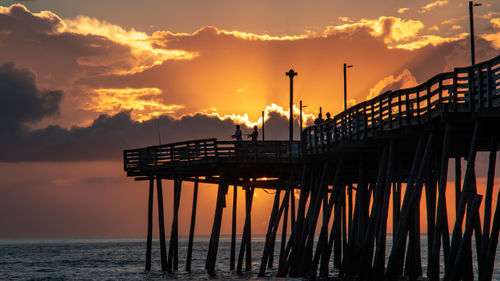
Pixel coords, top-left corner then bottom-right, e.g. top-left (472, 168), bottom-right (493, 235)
top-left (80, 88), bottom-right (184, 122)
top-left (398, 8), bottom-right (409, 14)
top-left (482, 18), bottom-right (500, 49)
top-left (394, 33), bottom-right (467, 50)
top-left (62, 16), bottom-right (198, 75)
top-left (419, 0), bottom-right (448, 14)
top-left (197, 103), bottom-right (316, 129)
top-left (329, 16), bottom-right (424, 46)
top-left (367, 69), bottom-right (418, 99)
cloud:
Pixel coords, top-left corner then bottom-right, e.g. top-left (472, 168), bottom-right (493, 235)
top-left (79, 87), bottom-right (185, 121)
top-left (398, 8), bottom-right (409, 14)
top-left (0, 62), bottom-right (62, 132)
top-left (328, 16), bottom-right (424, 45)
top-left (0, 110), bottom-right (308, 162)
top-left (394, 33), bottom-right (467, 50)
top-left (482, 18), bottom-right (500, 49)
top-left (367, 69), bottom-right (418, 100)
top-left (63, 15), bottom-right (197, 75)
top-left (429, 25), bottom-right (439, 31)
top-left (420, 0), bottom-right (448, 14)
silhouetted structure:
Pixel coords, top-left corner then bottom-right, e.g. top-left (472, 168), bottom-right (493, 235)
top-left (124, 54), bottom-right (500, 280)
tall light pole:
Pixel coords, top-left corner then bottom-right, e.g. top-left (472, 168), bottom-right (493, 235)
top-left (469, 1), bottom-right (481, 65)
top-left (286, 69), bottom-right (298, 141)
top-left (343, 63), bottom-right (353, 110)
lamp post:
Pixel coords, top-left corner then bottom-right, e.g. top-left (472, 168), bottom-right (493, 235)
top-left (343, 63), bottom-right (353, 110)
top-left (286, 69), bottom-right (298, 141)
top-left (469, 1), bottom-right (481, 65)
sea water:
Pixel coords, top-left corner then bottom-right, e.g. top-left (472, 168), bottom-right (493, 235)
top-left (0, 235), bottom-right (498, 280)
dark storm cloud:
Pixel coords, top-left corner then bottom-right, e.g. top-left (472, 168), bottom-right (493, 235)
top-left (0, 62), bottom-right (62, 131)
top-left (0, 110), bottom-right (298, 161)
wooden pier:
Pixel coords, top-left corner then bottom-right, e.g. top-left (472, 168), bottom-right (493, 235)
top-left (124, 54), bottom-right (500, 280)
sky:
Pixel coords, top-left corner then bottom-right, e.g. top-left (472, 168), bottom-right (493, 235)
top-left (0, 0), bottom-right (499, 238)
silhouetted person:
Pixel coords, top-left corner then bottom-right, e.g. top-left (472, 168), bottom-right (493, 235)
top-left (248, 125), bottom-right (258, 142)
top-left (325, 112), bottom-right (332, 122)
top-left (314, 113), bottom-right (324, 125)
top-left (232, 125), bottom-right (243, 141)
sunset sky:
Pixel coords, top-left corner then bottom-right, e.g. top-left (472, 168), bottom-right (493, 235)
top-left (1, 0), bottom-right (500, 238)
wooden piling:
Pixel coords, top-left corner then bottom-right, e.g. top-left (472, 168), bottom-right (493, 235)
top-left (205, 181), bottom-right (229, 276)
top-left (429, 123), bottom-right (451, 280)
top-left (237, 187), bottom-right (254, 274)
top-left (167, 178), bottom-right (182, 271)
top-left (145, 176), bottom-right (154, 271)
top-left (186, 178), bottom-right (198, 272)
top-left (230, 185), bottom-right (237, 270)
top-left (479, 145), bottom-right (496, 276)
top-left (258, 190), bottom-right (281, 275)
top-left (445, 121), bottom-right (479, 280)
top-left (156, 177), bottom-right (168, 271)
top-left (386, 133), bottom-right (432, 279)
top-left (245, 187), bottom-right (254, 271)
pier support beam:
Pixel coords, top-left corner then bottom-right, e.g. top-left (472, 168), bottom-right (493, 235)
top-left (186, 178), bottom-right (199, 272)
top-left (145, 176), bottom-right (154, 271)
top-left (156, 176), bottom-right (168, 271)
top-left (205, 181), bottom-right (229, 276)
top-left (230, 185), bottom-right (237, 270)
top-left (168, 178), bottom-right (182, 271)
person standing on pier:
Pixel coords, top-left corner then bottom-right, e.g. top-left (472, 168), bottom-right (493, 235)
top-left (232, 125), bottom-right (243, 141)
top-left (248, 125), bottom-right (258, 142)
top-left (314, 112), bottom-right (324, 125)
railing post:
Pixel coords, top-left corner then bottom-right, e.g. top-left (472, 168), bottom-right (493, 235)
top-left (453, 70), bottom-right (458, 111)
top-left (388, 93), bottom-right (393, 129)
top-left (487, 62), bottom-right (493, 108)
top-left (427, 83), bottom-right (431, 121)
top-left (214, 141), bottom-right (219, 160)
top-left (468, 67), bottom-right (474, 111)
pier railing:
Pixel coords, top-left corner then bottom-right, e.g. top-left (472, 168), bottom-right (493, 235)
top-left (124, 139), bottom-right (300, 173)
top-left (303, 54), bottom-right (500, 155)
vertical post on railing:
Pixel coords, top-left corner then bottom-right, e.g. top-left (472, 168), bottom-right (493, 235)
top-left (388, 93), bottom-right (393, 129)
top-left (453, 71), bottom-right (458, 111)
top-left (379, 97), bottom-right (383, 130)
top-left (406, 91), bottom-right (411, 125)
top-left (416, 89), bottom-right (421, 124)
top-left (214, 141), bottom-right (219, 160)
top-left (398, 93), bottom-right (402, 128)
top-left (427, 83), bottom-right (431, 120)
top-left (487, 62), bottom-right (493, 108)
top-left (478, 65), bottom-right (484, 109)
top-left (468, 67), bottom-right (474, 111)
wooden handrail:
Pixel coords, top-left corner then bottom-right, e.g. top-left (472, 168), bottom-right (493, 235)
top-left (302, 54), bottom-right (500, 154)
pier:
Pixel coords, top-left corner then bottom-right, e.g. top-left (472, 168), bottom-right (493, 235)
top-left (123, 54), bottom-right (500, 280)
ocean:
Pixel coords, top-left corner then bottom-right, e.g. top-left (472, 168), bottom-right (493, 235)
top-left (0, 235), bottom-right (498, 280)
